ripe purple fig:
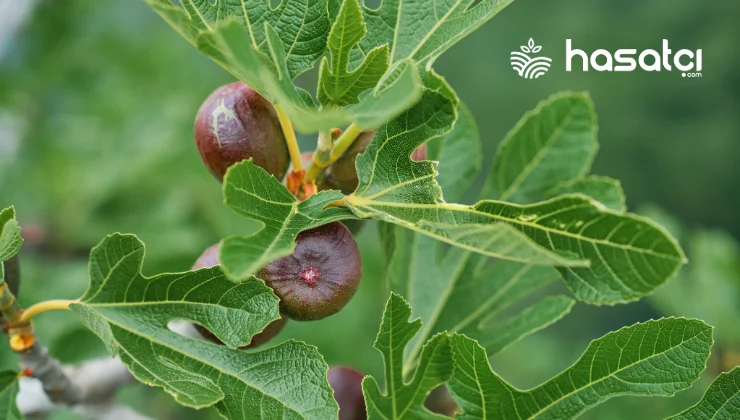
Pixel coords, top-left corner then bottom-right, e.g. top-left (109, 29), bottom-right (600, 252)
top-left (325, 130), bottom-right (427, 192)
top-left (191, 243), bottom-right (287, 349)
top-left (257, 222), bottom-right (362, 321)
top-left (328, 366), bottom-right (367, 420)
top-left (194, 82), bottom-right (289, 181)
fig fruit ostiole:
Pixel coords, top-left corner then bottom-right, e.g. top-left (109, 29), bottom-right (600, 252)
top-left (194, 82), bottom-right (290, 181)
top-left (257, 222), bottom-right (362, 321)
top-left (191, 244), bottom-right (287, 349)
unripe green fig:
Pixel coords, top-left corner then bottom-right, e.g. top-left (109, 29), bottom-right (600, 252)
top-left (194, 82), bottom-right (289, 181)
top-left (328, 366), bottom-right (367, 420)
top-left (257, 222), bottom-right (362, 321)
top-left (191, 244), bottom-right (287, 349)
top-left (325, 130), bottom-right (427, 193)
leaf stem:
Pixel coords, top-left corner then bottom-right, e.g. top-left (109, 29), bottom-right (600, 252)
top-left (0, 281), bottom-right (23, 323)
top-left (20, 300), bottom-right (77, 322)
top-left (329, 123), bottom-right (363, 162)
top-left (274, 104), bottom-right (303, 170)
top-left (303, 129), bottom-right (336, 184)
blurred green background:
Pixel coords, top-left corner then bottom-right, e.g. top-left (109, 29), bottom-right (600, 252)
top-left (0, 0), bottom-right (738, 419)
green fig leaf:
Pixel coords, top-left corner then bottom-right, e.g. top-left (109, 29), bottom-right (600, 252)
top-left (449, 318), bottom-right (713, 419)
top-left (359, 0), bottom-right (517, 69)
top-left (145, 3), bottom-right (422, 133)
top-left (144, 0), bottom-right (331, 79)
top-left (351, 89), bottom-right (685, 304)
top-left (219, 159), bottom-right (356, 282)
top-left (481, 92), bottom-right (598, 203)
top-left (362, 293), bottom-right (452, 420)
top-left (668, 367), bottom-right (740, 419)
top-left (0, 207), bottom-right (22, 263)
top-left (71, 233), bottom-right (338, 418)
top-left (548, 176), bottom-right (627, 212)
top-left (318, 0), bottom-right (389, 107)
top-left (0, 371), bottom-right (22, 420)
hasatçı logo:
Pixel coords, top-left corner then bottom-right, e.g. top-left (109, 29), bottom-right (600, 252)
top-left (511, 38), bottom-right (552, 79)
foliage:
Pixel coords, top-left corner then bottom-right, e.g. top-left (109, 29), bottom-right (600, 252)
top-left (0, 371), bottom-right (22, 420)
top-left (0, 0), bottom-right (737, 419)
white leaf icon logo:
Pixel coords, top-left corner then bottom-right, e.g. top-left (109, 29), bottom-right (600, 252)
top-left (511, 38), bottom-right (552, 79)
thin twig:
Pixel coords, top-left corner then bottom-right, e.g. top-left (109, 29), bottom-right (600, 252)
top-left (20, 343), bottom-right (85, 404)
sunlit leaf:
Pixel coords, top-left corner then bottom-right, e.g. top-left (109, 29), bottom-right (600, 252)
top-left (145, 0), bottom-right (331, 78)
top-left (359, 0), bottom-right (517, 69)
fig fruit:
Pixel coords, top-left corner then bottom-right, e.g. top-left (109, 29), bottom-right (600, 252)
top-left (257, 222), bottom-right (362, 321)
top-left (324, 130), bottom-right (427, 193)
top-left (424, 385), bottom-right (459, 416)
top-left (194, 82), bottom-right (289, 181)
top-left (191, 243), bottom-right (287, 349)
top-left (324, 130), bottom-right (376, 193)
top-left (328, 366), bottom-right (367, 420)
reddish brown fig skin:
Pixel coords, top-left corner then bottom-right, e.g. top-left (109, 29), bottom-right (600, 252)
top-left (257, 222), bottom-right (362, 321)
top-left (194, 82), bottom-right (289, 181)
top-left (328, 366), bottom-right (367, 420)
top-left (191, 243), bottom-right (287, 349)
top-left (325, 130), bottom-right (427, 192)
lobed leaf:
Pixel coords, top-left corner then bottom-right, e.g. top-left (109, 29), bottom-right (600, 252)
top-left (449, 318), bottom-right (713, 419)
top-left (144, 0), bottom-right (331, 79)
top-left (426, 101), bottom-right (481, 202)
top-left (358, 0), bottom-right (517, 69)
top-left (71, 233), bottom-right (338, 419)
top-left (378, 102), bottom-right (571, 364)
top-left (318, 0), bottom-right (389, 107)
top-left (219, 159), bottom-right (356, 282)
top-left (349, 76), bottom-right (588, 268)
top-left (350, 87), bottom-right (685, 304)
top-left (147, 2), bottom-right (422, 132)
top-left (362, 293), bottom-right (452, 420)
top-left (668, 368), bottom-right (740, 419)
top-left (481, 92), bottom-right (598, 204)
top-left (0, 371), bottom-right (22, 420)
